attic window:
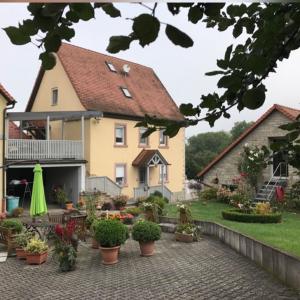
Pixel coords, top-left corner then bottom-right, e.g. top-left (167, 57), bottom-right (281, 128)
top-left (121, 87), bottom-right (132, 98)
top-left (106, 61), bottom-right (117, 72)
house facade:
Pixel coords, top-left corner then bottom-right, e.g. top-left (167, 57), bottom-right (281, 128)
top-left (198, 104), bottom-right (300, 188)
top-left (5, 43), bottom-right (185, 206)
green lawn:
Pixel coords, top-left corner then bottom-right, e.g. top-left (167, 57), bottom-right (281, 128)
top-left (166, 201), bottom-right (300, 258)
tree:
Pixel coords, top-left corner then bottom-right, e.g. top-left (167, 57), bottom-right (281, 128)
top-left (4, 3), bottom-right (300, 170)
top-left (185, 131), bottom-right (231, 179)
top-left (230, 121), bottom-right (254, 141)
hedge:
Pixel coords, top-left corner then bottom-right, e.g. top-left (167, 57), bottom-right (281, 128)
top-left (222, 209), bottom-right (282, 223)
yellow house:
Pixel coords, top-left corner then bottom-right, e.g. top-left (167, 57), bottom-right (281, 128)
top-left (5, 43), bottom-right (185, 204)
top-left (0, 84), bottom-right (16, 213)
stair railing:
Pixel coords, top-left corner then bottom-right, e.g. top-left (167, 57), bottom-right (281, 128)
top-left (264, 162), bottom-right (287, 201)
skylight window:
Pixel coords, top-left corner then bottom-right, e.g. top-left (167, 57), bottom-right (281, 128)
top-left (106, 61), bottom-right (117, 72)
top-left (121, 87), bottom-right (132, 98)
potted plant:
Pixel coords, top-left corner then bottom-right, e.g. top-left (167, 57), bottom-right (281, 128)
top-left (0, 219), bottom-right (23, 234)
top-left (25, 238), bottom-right (48, 265)
top-left (65, 201), bottom-right (73, 210)
top-left (0, 219), bottom-right (23, 255)
top-left (53, 221), bottom-right (77, 272)
top-left (132, 220), bottom-right (161, 256)
top-left (175, 224), bottom-right (198, 243)
top-left (94, 219), bottom-right (127, 265)
top-left (112, 195), bottom-right (128, 210)
top-left (14, 231), bottom-right (33, 259)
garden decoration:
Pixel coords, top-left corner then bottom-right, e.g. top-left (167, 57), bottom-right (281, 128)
top-left (94, 219), bottom-right (128, 265)
top-left (30, 164), bottom-right (47, 219)
top-left (132, 220), bottom-right (161, 256)
top-left (175, 204), bottom-right (199, 242)
top-left (25, 238), bottom-right (48, 265)
top-left (53, 220), bottom-right (78, 272)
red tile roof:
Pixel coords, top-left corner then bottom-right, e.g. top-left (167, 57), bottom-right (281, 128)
top-left (0, 83), bottom-right (15, 103)
top-left (197, 104), bottom-right (300, 177)
top-left (26, 43), bottom-right (183, 121)
top-left (9, 121), bottom-right (31, 139)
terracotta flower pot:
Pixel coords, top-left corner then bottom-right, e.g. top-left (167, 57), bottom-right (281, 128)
top-left (16, 248), bottom-right (27, 260)
top-left (175, 232), bottom-right (194, 243)
top-left (65, 202), bottom-right (73, 210)
top-left (92, 238), bottom-right (99, 249)
top-left (139, 241), bottom-right (155, 256)
top-left (26, 252), bottom-right (48, 265)
top-left (100, 246), bottom-right (120, 265)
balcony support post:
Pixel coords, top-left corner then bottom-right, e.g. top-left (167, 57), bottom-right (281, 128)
top-left (46, 116), bottom-right (50, 140)
top-left (81, 115), bottom-right (84, 158)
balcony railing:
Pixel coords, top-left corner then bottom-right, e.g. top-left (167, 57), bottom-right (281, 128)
top-left (6, 139), bottom-right (84, 160)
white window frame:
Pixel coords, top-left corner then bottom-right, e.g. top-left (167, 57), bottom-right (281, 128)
top-left (115, 124), bottom-right (126, 146)
top-left (120, 87), bottom-right (132, 98)
top-left (115, 164), bottom-right (126, 186)
top-left (159, 130), bottom-right (167, 146)
top-left (159, 164), bottom-right (168, 183)
top-left (106, 61), bottom-right (117, 72)
top-left (52, 88), bottom-right (58, 106)
top-left (139, 127), bottom-right (148, 146)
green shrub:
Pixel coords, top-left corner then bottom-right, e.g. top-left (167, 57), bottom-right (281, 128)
top-left (144, 195), bottom-right (168, 216)
top-left (25, 238), bottom-right (48, 254)
top-left (222, 209), bottom-right (282, 223)
top-left (94, 219), bottom-right (127, 247)
top-left (0, 219), bottom-right (23, 233)
top-left (200, 188), bottom-right (218, 202)
top-left (150, 191), bottom-right (169, 203)
top-left (132, 220), bottom-right (161, 242)
top-left (124, 207), bottom-right (141, 216)
top-left (15, 231), bottom-right (33, 248)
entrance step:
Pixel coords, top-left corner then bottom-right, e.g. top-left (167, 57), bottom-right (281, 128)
top-left (159, 223), bottom-right (176, 233)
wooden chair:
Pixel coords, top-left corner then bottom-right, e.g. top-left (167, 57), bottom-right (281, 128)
top-left (70, 214), bottom-right (87, 241)
top-left (47, 213), bottom-right (65, 224)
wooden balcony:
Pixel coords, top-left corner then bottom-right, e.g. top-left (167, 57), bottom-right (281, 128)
top-left (6, 139), bottom-right (84, 160)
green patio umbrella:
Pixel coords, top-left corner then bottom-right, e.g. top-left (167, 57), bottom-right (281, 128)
top-left (30, 164), bottom-right (47, 217)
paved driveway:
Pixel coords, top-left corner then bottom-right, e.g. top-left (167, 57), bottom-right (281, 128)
top-left (0, 234), bottom-right (299, 300)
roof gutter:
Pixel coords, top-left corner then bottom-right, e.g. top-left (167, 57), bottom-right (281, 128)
top-left (2, 100), bottom-right (16, 213)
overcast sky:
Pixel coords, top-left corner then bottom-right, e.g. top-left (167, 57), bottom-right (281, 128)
top-left (0, 3), bottom-right (300, 138)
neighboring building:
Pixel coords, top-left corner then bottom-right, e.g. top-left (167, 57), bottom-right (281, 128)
top-left (0, 84), bottom-right (16, 212)
top-left (5, 43), bottom-right (185, 205)
top-left (198, 104), bottom-right (300, 188)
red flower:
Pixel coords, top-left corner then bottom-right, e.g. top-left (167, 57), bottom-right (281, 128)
top-left (55, 224), bottom-right (63, 236)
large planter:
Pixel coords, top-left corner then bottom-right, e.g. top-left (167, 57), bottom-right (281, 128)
top-left (26, 251), bottom-right (48, 265)
top-left (175, 232), bottom-right (194, 243)
top-left (16, 248), bottom-right (27, 259)
top-left (139, 241), bottom-right (155, 256)
top-left (100, 246), bottom-right (120, 265)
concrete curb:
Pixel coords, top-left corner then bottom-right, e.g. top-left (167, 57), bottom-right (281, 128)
top-left (159, 216), bottom-right (300, 292)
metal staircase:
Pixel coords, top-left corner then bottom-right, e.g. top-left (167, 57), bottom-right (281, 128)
top-left (254, 162), bottom-right (288, 202)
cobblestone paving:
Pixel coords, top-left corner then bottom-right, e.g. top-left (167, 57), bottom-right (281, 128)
top-left (0, 234), bottom-right (299, 300)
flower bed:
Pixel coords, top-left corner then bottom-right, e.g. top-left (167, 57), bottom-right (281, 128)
top-left (222, 209), bottom-right (282, 223)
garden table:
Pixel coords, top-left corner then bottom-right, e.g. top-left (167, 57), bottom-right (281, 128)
top-left (22, 220), bottom-right (56, 240)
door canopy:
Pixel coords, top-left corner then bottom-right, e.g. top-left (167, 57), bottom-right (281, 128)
top-left (132, 150), bottom-right (169, 167)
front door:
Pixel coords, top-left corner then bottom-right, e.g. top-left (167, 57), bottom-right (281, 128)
top-left (273, 150), bottom-right (288, 177)
top-left (139, 167), bottom-right (147, 188)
